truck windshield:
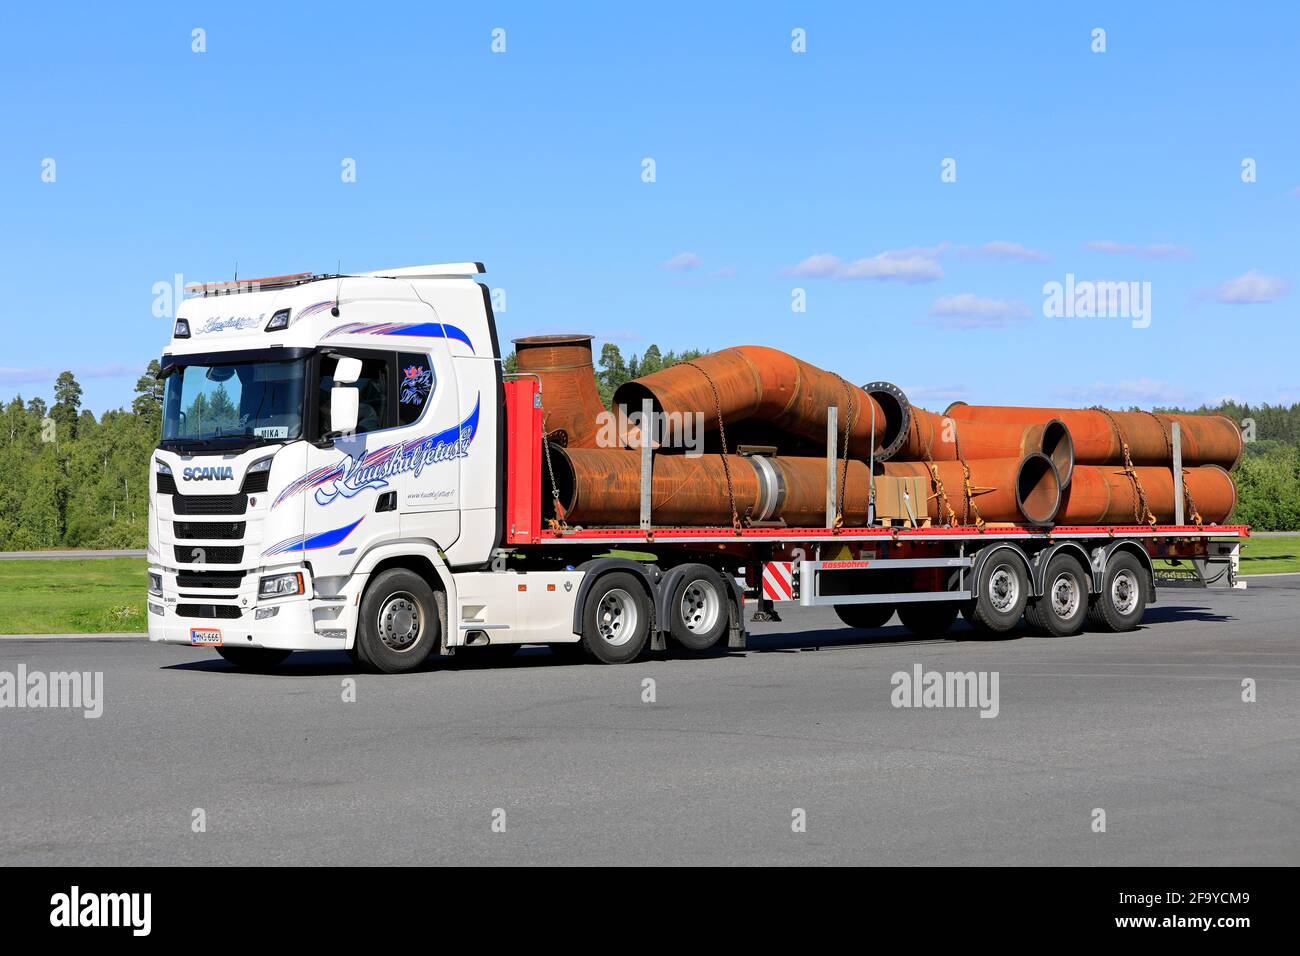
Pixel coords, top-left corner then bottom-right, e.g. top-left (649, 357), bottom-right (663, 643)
top-left (161, 358), bottom-right (306, 450)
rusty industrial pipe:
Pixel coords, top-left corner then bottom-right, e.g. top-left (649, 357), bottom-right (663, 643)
top-left (880, 454), bottom-right (1062, 525)
top-left (613, 347), bottom-right (910, 460)
top-left (513, 334), bottom-right (608, 448)
top-left (551, 447), bottom-right (1058, 527)
top-left (944, 404), bottom-right (1242, 470)
top-left (547, 446), bottom-right (870, 526)
top-left (897, 408), bottom-right (1076, 487)
top-left (1057, 464), bottom-right (1236, 525)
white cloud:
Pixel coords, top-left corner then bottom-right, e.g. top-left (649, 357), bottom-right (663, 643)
top-left (1055, 378), bottom-right (1193, 406)
top-left (782, 246), bottom-right (945, 283)
top-left (964, 240), bottom-right (1049, 262)
top-left (925, 293), bottom-right (1030, 328)
top-left (0, 362), bottom-right (138, 385)
top-left (662, 251), bottom-right (701, 272)
top-left (1209, 270), bottom-right (1289, 304)
top-left (1085, 240), bottom-right (1191, 259)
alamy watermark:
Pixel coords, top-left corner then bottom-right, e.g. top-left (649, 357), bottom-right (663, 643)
top-left (1043, 273), bottom-right (1151, 329)
top-left (596, 407), bottom-right (705, 456)
top-left (0, 666), bottom-right (103, 718)
top-left (50, 886), bottom-right (150, 936)
top-left (891, 664), bottom-right (999, 718)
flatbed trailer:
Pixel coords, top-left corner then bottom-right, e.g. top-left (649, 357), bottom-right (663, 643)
top-left (499, 376), bottom-right (1248, 656)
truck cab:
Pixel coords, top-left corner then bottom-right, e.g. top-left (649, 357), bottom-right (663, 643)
top-left (147, 263), bottom-right (512, 670)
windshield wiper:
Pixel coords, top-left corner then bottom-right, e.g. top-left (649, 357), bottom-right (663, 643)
top-left (159, 436), bottom-right (215, 451)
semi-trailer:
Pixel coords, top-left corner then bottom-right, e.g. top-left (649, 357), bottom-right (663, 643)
top-left (146, 263), bottom-right (1247, 672)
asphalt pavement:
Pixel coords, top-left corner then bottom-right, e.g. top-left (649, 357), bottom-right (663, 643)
top-left (1, 578), bottom-right (1296, 865)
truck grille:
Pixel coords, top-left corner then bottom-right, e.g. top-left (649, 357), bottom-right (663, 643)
top-left (176, 604), bottom-right (242, 620)
top-left (174, 545), bottom-right (244, 565)
top-left (173, 521), bottom-right (246, 540)
top-left (171, 494), bottom-right (248, 516)
top-left (176, 570), bottom-right (246, 590)
top-left (242, 470), bottom-right (270, 494)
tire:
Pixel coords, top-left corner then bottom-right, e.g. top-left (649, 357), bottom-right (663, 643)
top-left (833, 603), bottom-right (895, 630)
top-left (1030, 554), bottom-right (1089, 637)
top-left (897, 601), bottom-right (959, 637)
top-left (216, 647), bottom-right (291, 671)
top-left (666, 565), bottom-right (730, 652)
top-left (1087, 551), bottom-right (1148, 632)
top-left (580, 572), bottom-right (652, 664)
top-left (969, 552), bottom-right (1029, 634)
top-left (355, 568), bottom-right (441, 673)
top-left (1023, 601), bottom-right (1043, 631)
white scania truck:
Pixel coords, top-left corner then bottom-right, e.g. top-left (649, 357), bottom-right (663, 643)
top-left (147, 263), bottom-right (1247, 672)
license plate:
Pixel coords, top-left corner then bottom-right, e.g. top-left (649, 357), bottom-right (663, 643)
top-left (190, 627), bottom-right (223, 647)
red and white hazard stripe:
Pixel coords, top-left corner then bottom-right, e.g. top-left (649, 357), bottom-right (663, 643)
top-left (761, 561), bottom-right (795, 601)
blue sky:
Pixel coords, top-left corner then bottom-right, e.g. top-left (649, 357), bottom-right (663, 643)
top-left (2, 1), bottom-right (1296, 414)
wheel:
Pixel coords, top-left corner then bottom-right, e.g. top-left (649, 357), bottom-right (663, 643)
top-left (216, 647), bottom-right (291, 671)
top-left (580, 572), bottom-right (652, 664)
top-left (833, 603), bottom-right (895, 630)
top-left (1087, 551), bottom-right (1148, 632)
top-left (897, 601), bottom-right (959, 637)
top-left (1030, 554), bottom-right (1089, 637)
top-left (355, 568), bottom-right (441, 673)
top-left (666, 565), bottom-right (729, 652)
top-left (969, 552), bottom-right (1029, 633)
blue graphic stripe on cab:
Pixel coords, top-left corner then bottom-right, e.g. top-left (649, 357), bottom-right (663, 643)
top-left (264, 518), bottom-right (364, 556)
top-left (323, 321), bottom-right (474, 353)
top-left (272, 395), bottom-right (480, 509)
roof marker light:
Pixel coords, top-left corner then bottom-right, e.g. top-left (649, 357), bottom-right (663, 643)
top-left (265, 309), bottom-right (291, 332)
top-left (174, 318), bottom-right (191, 338)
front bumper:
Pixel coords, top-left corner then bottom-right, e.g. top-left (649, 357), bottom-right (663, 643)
top-left (147, 563), bottom-right (358, 652)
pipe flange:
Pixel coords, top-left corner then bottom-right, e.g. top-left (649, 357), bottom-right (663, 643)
top-left (860, 381), bottom-right (912, 462)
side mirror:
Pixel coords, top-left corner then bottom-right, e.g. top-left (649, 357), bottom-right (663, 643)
top-left (329, 386), bottom-right (359, 439)
top-left (333, 356), bottom-right (363, 385)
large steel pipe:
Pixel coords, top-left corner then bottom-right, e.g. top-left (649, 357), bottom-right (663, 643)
top-left (514, 334), bottom-right (608, 448)
top-left (1057, 464), bottom-right (1236, 525)
top-left (899, 408), bottom-right (1075, 486)
top-left (550, 448), bottom-right (1060, 527)
top-left (548, 447), bottom-right (874, 527)
top-left (944, 404), bottom-right (1242, 470)
top-left (881, 454), bottom-right (1062, 525)
top-left (613, 347), bottom-right (909, 460)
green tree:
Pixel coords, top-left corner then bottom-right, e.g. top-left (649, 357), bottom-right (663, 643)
top-left (51, 370), bottom-right (83, 440)
top-left (132, 359), bottom-right (164, 424)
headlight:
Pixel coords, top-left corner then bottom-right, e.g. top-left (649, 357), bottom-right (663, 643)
top-left (247, 456), bottom-right (273, 474)
top-left (155, 460), bottom-right (173, 476)
top-left (149, 572), bottom-right (163, 595)
top-left (260, 572), bottom-right (304, 598)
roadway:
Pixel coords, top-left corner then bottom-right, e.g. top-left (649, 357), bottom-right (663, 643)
top-left (1, 578), bottom-right (1296, 865)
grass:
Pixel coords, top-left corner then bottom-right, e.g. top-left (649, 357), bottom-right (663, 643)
top-left (1237, 535), bottom-right (1300, 575)
top-left (0, 558), bottom-right (147, 634)
top-left (0, 534), bottom-right (1295, 634)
